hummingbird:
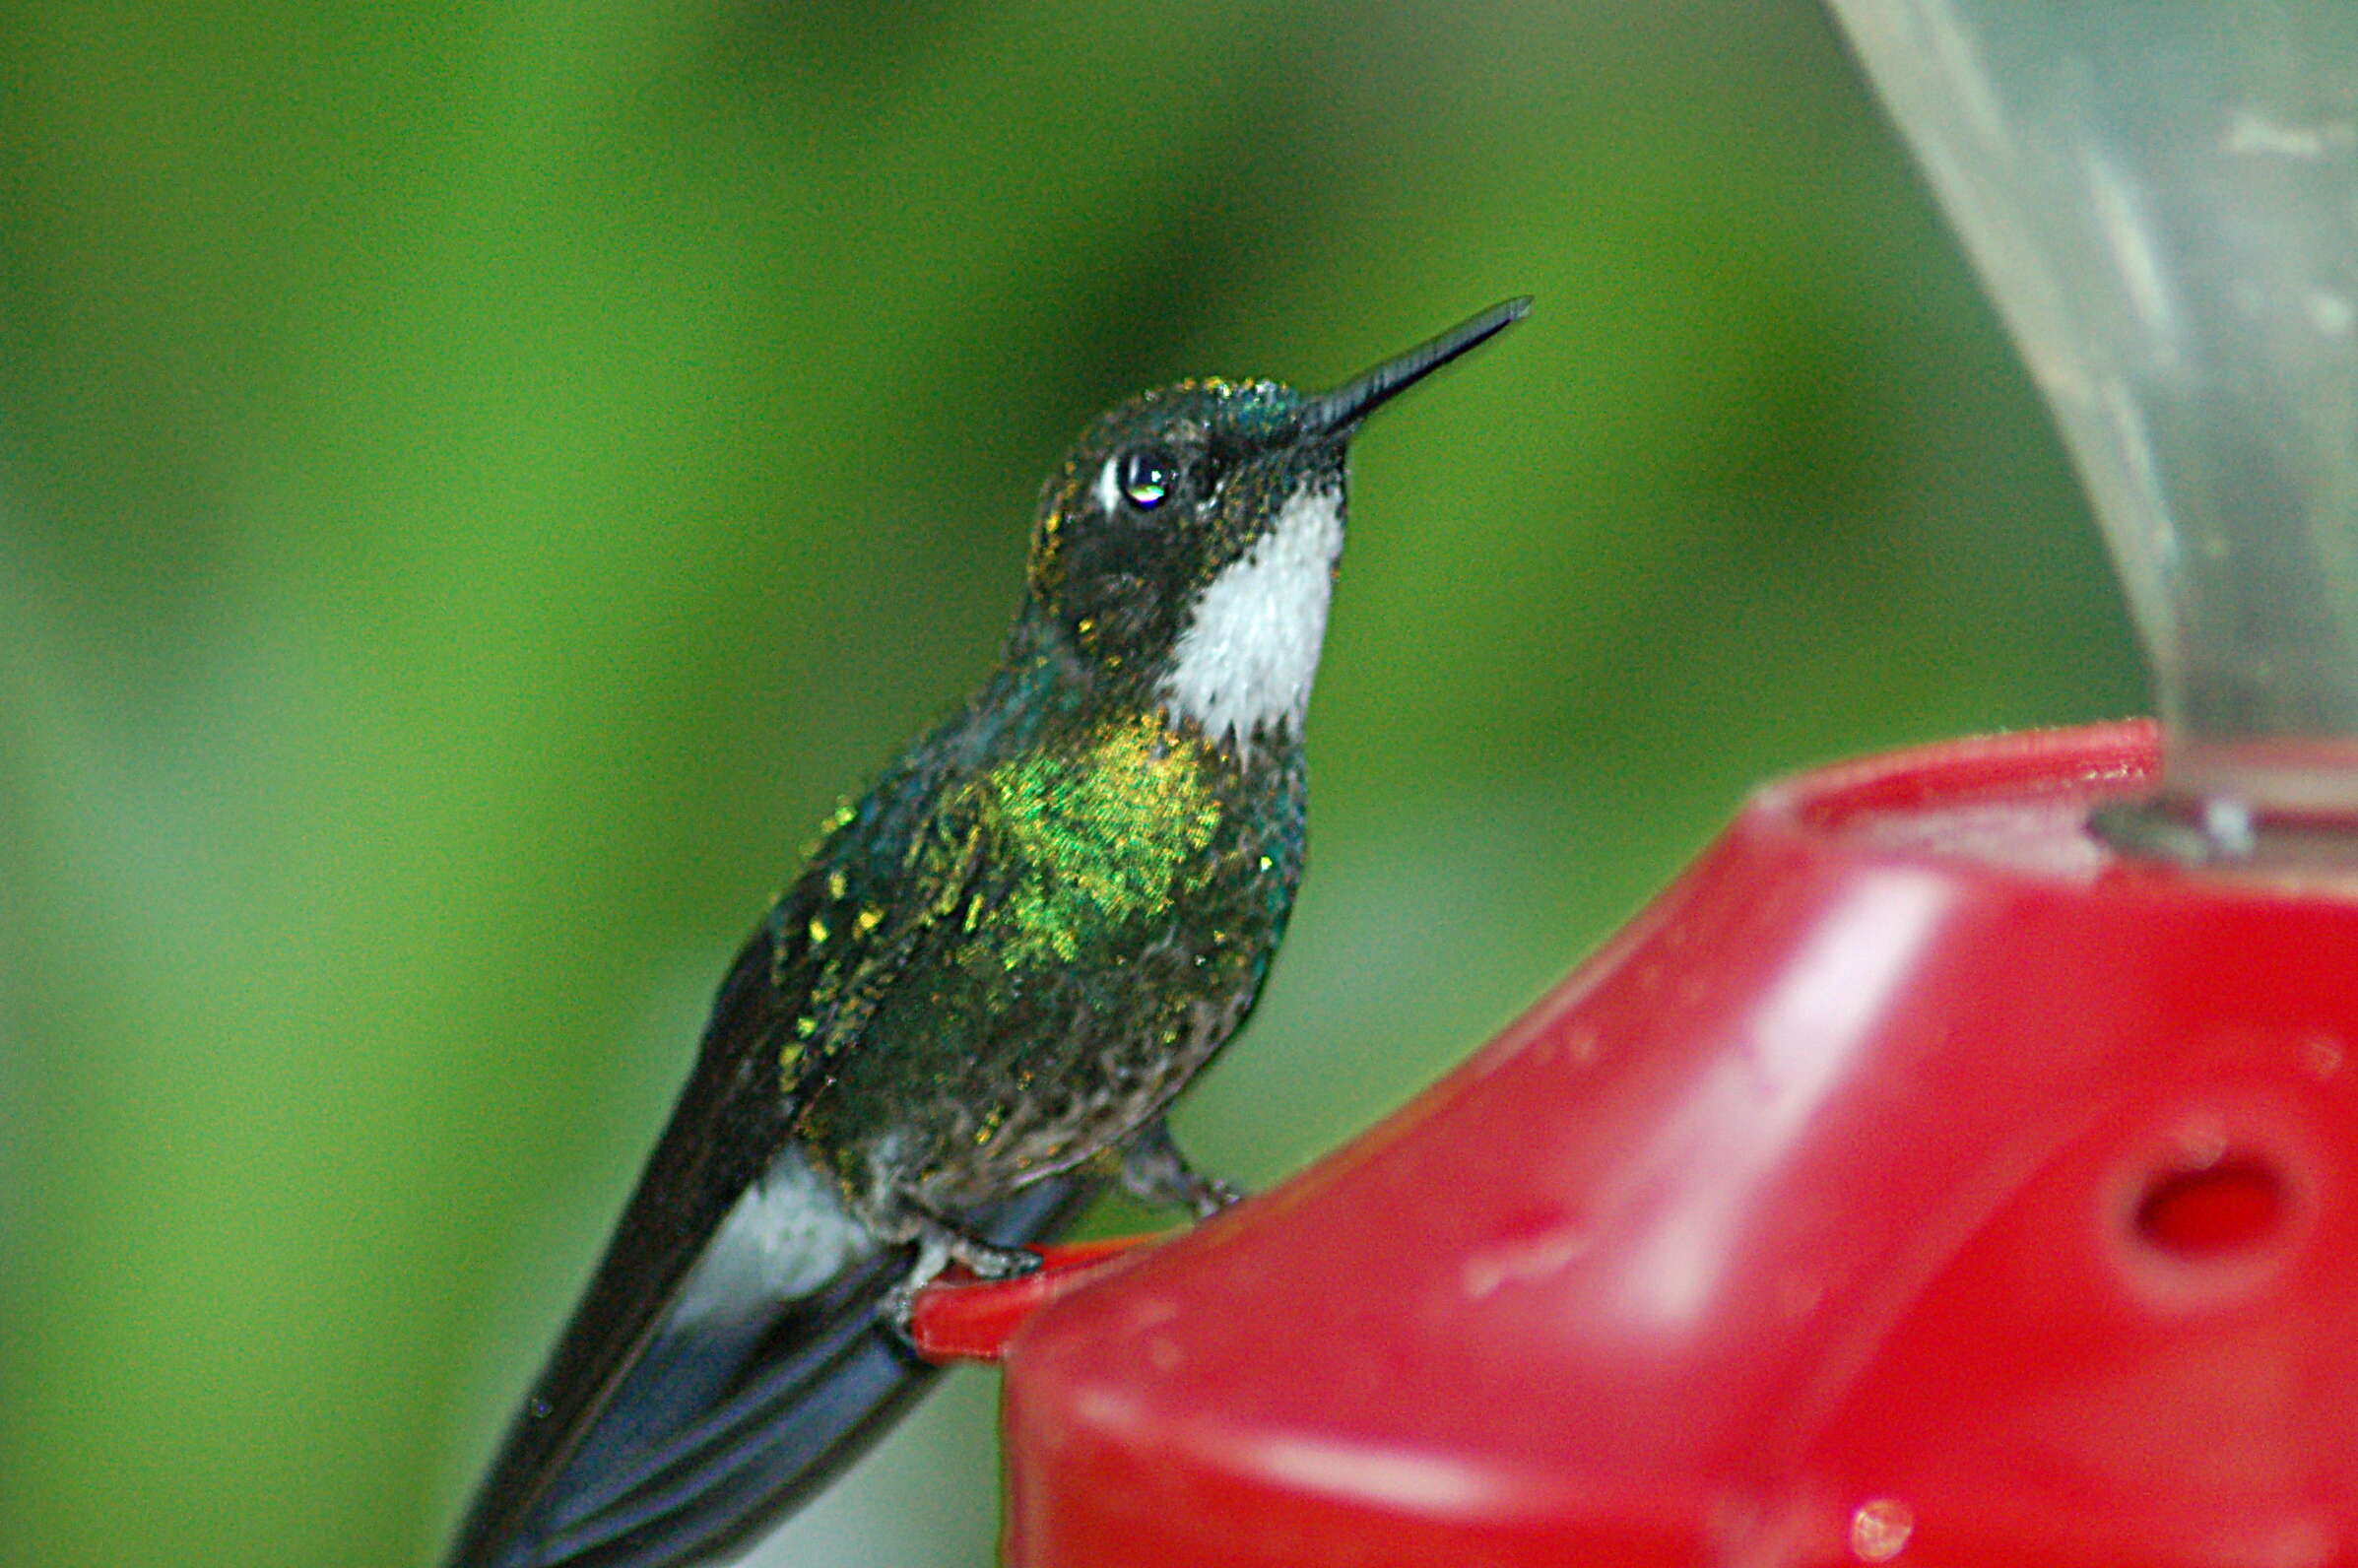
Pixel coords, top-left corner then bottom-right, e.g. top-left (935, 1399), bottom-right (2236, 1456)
top-left (444, 297), bottom-right (1530, 1568)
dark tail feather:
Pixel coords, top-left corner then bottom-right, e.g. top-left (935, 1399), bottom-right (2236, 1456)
top-left (486, 1176), bottom-right (1095, 1568)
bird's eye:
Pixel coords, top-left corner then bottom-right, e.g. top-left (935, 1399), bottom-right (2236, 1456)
top-left (1116, 448), bottom-right (1175, 511)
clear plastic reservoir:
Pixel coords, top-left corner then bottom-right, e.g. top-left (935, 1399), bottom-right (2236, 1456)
top-left (1823, 0), bottom-right (2358, 855)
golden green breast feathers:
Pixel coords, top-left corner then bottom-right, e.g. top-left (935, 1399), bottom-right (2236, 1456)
top-left (982, 710), bottom-right (1223, 966)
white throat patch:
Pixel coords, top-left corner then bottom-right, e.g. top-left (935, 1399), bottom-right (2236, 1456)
top-left (1160, 482), bottom-right (1343, 751)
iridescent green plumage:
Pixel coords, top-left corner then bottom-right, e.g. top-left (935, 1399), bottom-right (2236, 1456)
top-left (781, 630), bottom-right (1303, 1224)
top-left (447, 299), bottom-right (1528, 1568)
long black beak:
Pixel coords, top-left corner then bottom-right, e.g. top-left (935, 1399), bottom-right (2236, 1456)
top-left (1300, 296), bottom-right (1531, 437)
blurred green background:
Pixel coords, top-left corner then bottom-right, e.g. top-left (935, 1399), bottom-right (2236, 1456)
top-left (0, 2), bottom-right (2142, 1565)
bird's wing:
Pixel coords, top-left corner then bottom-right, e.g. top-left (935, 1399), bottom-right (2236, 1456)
top-left (771, 778), bottom-right (999, 1110)
top-left (447, 780), bottom-right (1084, 1568)
top-left (444, 915), bottom-right (801, 1568)
top-left (482, 1175), bottom-right (1093, 1568)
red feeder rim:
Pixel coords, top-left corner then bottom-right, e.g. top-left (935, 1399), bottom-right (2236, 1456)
top-left (924, 721), bottom-right (2358, 1568)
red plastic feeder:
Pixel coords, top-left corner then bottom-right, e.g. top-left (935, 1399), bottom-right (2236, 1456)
top-left (921, 720), bottom-right (2358, 1567)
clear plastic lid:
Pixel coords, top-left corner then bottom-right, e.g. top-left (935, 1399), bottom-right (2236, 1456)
top-left (1825, 0), bottom-right (2358, 859)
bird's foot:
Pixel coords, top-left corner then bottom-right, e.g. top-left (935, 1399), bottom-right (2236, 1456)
top-left (1120, 1117), bottom-right (1247, 1221)
top-left (880, 1209), bottom-right (1043, 1338)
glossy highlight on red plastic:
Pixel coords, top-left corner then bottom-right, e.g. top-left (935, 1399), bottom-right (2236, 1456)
top-left (986, 722), bottom-right (2358, 1568)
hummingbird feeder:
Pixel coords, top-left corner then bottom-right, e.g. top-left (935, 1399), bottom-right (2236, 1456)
top-left (916, 3), bottom-right (2358, 1563)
